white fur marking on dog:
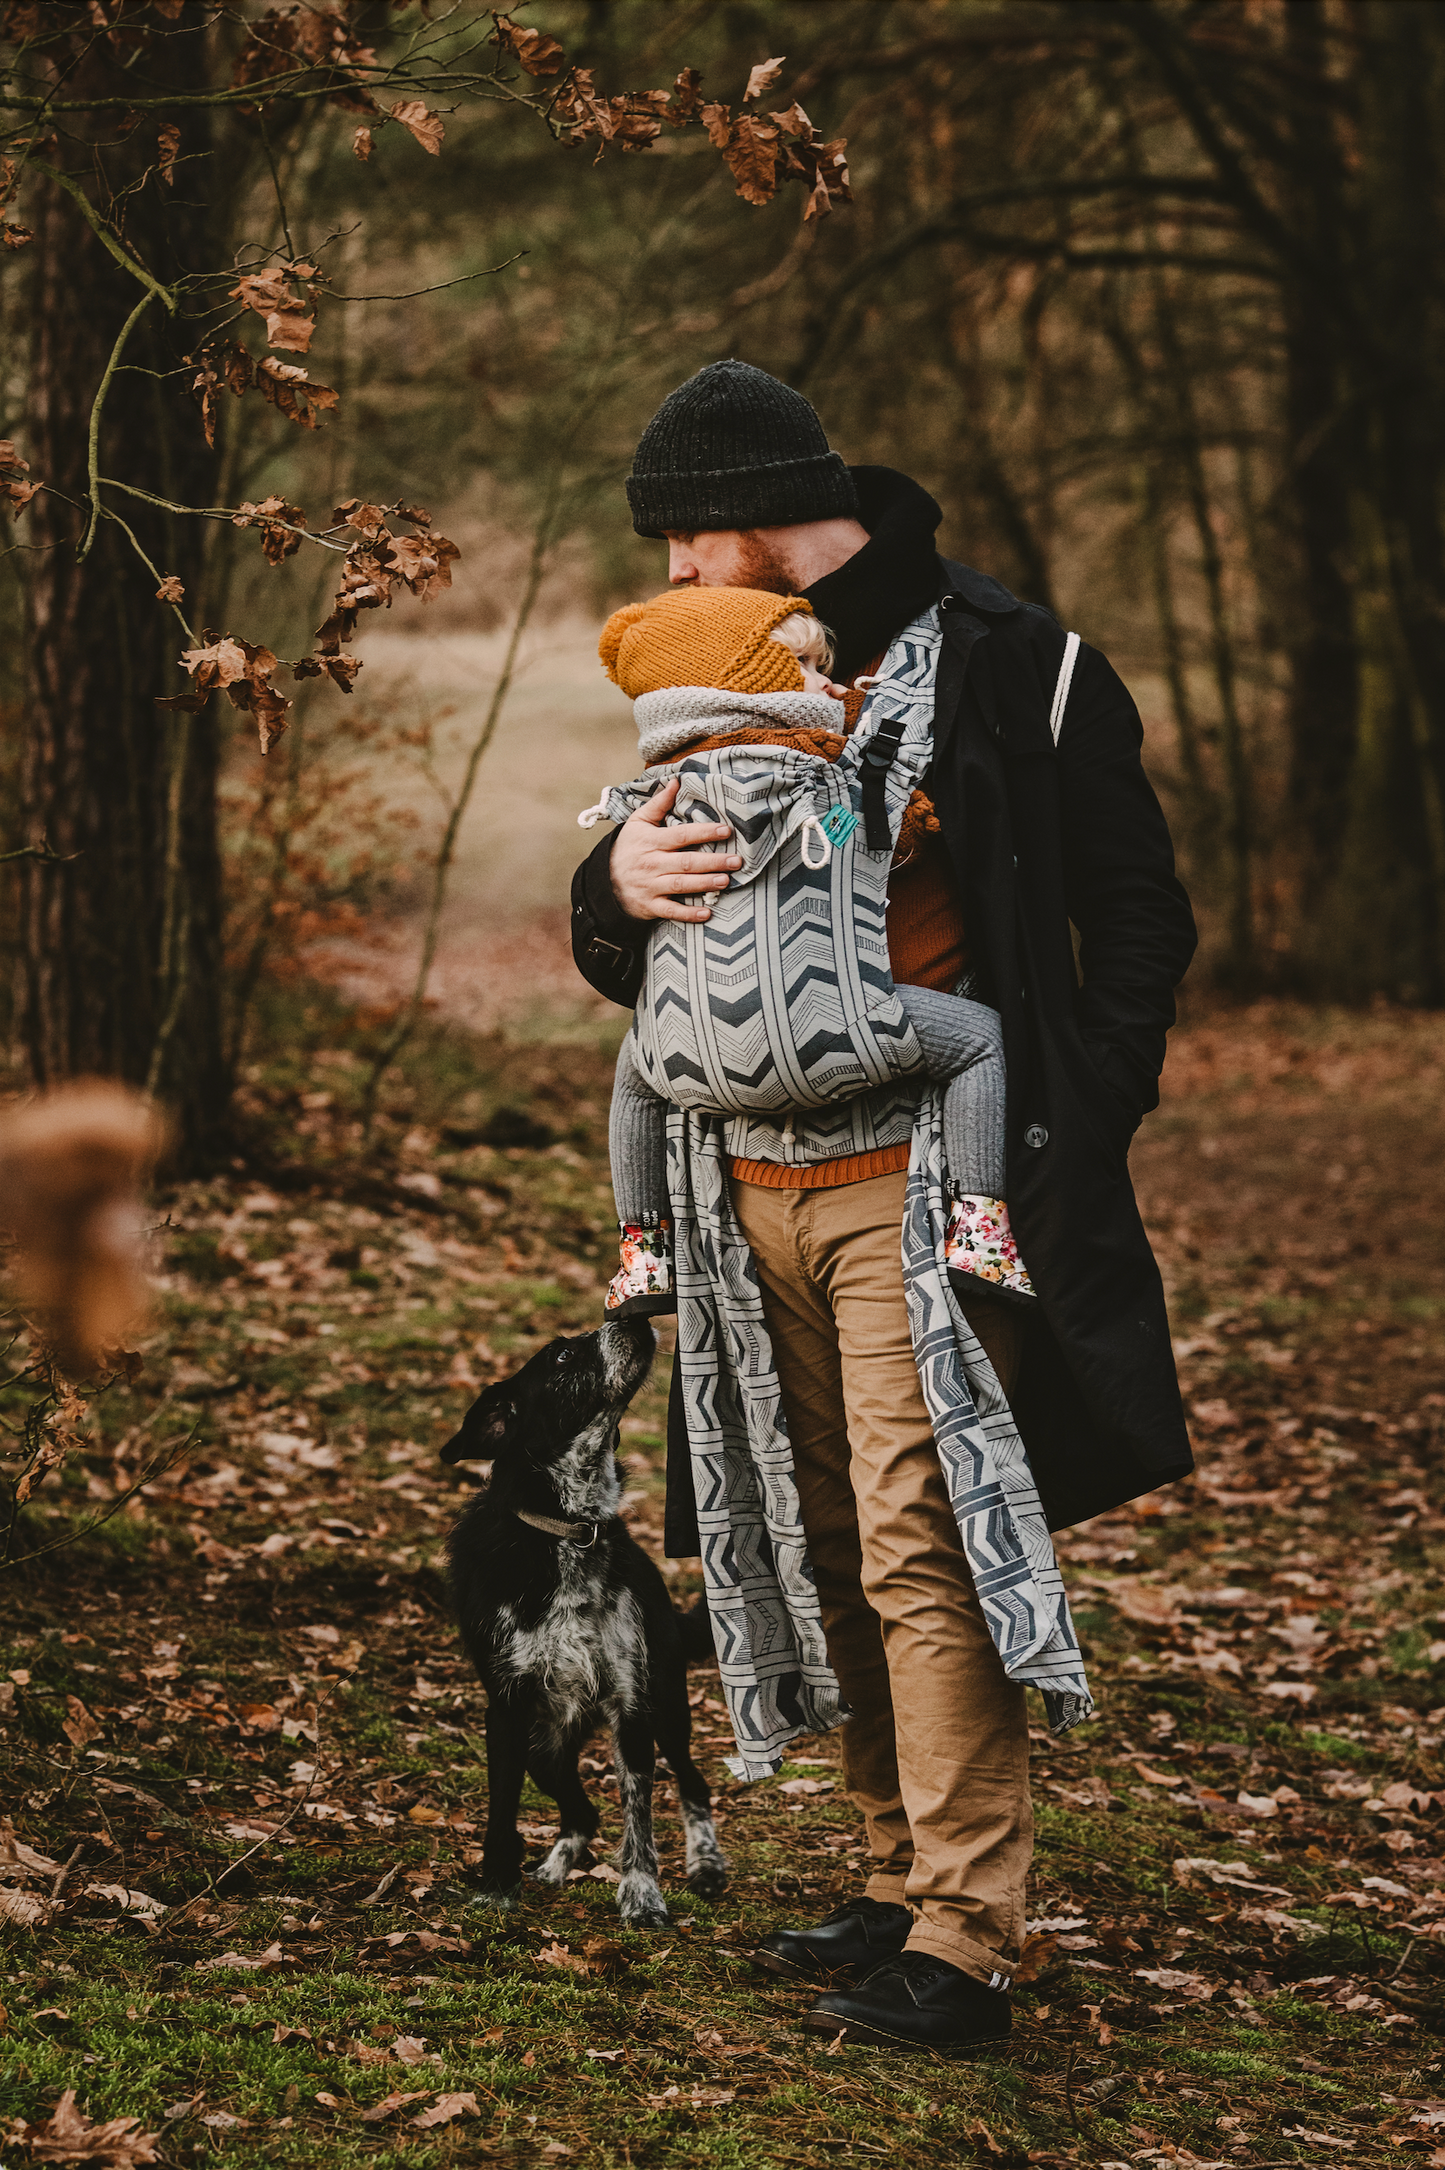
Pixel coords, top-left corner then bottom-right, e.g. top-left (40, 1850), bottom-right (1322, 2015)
top-left (533, 1831), bottom-right (593, 1886)
top-left (616, 1868), bottom-right (670, 1927)
top-left (549, 1418), bottom-right (621, 1520)
top-left (680, 1797), bottom-right (728, 1889)
top-left (599, 1318), bottom-right (656, 1395)
top-left (497, 1581), bottom-right (649, 1745)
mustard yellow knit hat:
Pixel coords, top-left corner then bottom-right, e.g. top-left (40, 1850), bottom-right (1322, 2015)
top-left (598, 586), bottom-right (812, 699)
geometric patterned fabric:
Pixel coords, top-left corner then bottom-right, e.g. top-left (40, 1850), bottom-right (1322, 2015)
top-left (601, 626), bottom-right (947, 1141)
top-left (656, 610), bottom-right (1092, 1775)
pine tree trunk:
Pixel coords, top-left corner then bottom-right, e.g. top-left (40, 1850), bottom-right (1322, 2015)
top-left (18, 37), bottom-right (228, 1160)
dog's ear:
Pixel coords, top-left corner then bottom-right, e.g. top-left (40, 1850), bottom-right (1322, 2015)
top-left (439, 1387), bottom-right (518, 1464)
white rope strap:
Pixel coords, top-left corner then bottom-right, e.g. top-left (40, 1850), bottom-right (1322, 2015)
top-left (1049, 631), bottom-right (1081, 747)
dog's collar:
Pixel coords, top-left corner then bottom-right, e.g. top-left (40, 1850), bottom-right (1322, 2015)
top-left (514, 1508), bottom-right (601, 1548)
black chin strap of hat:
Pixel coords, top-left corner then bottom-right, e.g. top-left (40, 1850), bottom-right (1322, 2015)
top-left (859, 711), bottom-right (908, 852)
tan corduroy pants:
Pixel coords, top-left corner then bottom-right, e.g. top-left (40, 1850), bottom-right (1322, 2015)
top-left (731, 1168), bottom-right (1032, 1986)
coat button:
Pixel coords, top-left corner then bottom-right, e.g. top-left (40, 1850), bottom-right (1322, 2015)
top-left (1025, 1124), bottom-right (1048, 1149)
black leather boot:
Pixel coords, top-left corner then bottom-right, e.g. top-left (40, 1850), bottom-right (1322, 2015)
top-left (751, 1895), bottom-right (914, 1984)
top-left (801, 1952), bottom-right (1011, 2053)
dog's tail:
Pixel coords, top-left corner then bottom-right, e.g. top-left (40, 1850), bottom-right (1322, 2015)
top-left (675, 1594), bottom-right (714, 1664)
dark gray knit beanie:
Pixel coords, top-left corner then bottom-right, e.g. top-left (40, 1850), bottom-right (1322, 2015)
top-left (627, 360), bottom-right (860, 538)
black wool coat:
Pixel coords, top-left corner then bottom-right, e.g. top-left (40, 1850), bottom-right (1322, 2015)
top-left (570, 489), bottom-right (1199, 1545)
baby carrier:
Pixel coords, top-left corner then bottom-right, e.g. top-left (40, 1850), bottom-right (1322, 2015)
top-left (585, 619), bottom-right (944, 1121)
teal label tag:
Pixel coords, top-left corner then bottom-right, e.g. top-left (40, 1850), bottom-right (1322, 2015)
top-left (820, 803), bottom-right (860, 848)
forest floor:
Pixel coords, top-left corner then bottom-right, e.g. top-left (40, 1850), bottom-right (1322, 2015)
top-left (3, 991), bottom-right (1445, 2169)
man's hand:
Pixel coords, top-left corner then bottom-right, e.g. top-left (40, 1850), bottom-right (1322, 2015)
top-left (611, 776), bottom-right (742, 923)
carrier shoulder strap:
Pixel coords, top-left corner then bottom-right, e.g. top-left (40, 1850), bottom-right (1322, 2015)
top-left (859, 713), bottom-right (908, 851)
top-left (1049, 630), bottom-right (1081, 747)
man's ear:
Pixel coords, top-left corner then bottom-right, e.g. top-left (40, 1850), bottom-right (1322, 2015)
top-left (439, 1391), bottom-right (517, 1465)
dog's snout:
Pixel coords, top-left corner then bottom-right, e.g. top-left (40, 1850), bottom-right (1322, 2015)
top-left (600, 1314), bottom-right (657, 1395)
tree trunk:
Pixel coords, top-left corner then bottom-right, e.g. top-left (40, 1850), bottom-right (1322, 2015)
top-left (1275, 6), bottom-right (1353, 941)
top-left (1355, 0), bottom-right (1445, 1002)
top-left (18, 31), bottom-right (228, 1160)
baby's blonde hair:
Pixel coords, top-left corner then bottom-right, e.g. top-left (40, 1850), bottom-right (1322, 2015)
top-left (770, 610), bottom-right (835, 675)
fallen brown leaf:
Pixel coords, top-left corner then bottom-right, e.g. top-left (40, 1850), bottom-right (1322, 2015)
top-left (5, 2088), bottom-right (161, 2165)
top-left (360, 2091), bottom-right (429, 2124)
top-left (409, 2092), bottom-right (479, 2129)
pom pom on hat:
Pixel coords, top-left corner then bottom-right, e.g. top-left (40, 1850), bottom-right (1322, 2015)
top-left (597, 587), bottom-right (812, 700)
top-left (598, 600), bottom-right (649, 687)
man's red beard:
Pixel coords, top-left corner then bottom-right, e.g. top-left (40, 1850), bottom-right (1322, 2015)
top-left (728, 530), bottom-right (806, 595)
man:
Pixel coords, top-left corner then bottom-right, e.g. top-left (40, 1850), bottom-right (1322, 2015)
top-left (570, 360), bottom-right (1197, 2051)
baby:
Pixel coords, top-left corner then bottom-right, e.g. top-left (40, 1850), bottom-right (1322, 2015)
top-left (591, 585), bottom-right (1034, 1318)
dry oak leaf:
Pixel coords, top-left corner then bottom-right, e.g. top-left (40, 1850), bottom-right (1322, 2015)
top-left (492, 16), bottom-right (566, 76)
top-left (1, 1822), bottom-right (63, 1879)
top-left (233, 493), bottom-right (307, 566)
top-left (360, 2091), bottom-right (428, 2124)
top-left (551, 68), bottom-right (668, 153)
top-left (177, 633), bottom-right (290, 749)
top-left (332, 498), bottom-right (388, 536)
top-left (717, 111), bottom-right (779, 206)
top-left (230, 5), bottom-right (379, 114)
top-left (156, 122), bottom-right (179, 186)
top-left (84, 1884), bottom-right (166, 1922)
top-left (195, 1942), bottom-right (286, 1973)
top-left (352, 126), bottom-right (372, 160)
top-left (390, 99), bottom-right (444, 155)
top-left (6, 2088), bottom-right (161, 2165)
top-left (178, 635), bottom-right (248, 693)
top-left (1172, 1856), bottom-right (1291, 1896)
top-left (0, 1887), bottom-right (49, 1928)
top-left (0, 437), bottom-right (39, 512)
top-left (3, 220), bottom-right (33, 250)
top-left (744, 55), bottom-right (786, 101)
top-left (62, 1695), bottom-right (101, 1749)
top-left (1013, 1933), bottom-right (1061, 1985)
top-left (188, 341), bottom-right (249, 448)
top-left (410, 2094), bottom-right (479, 2129)
top-left (154, 576), bottom-right (184, 604)
top-left (291, 650), bottom-right (362, 695)
top-left (256, 356), bottom-right (337, 431)
top-left (386, 529), bottom-right (460, 600)
top-left (671, 66), bottom-right (704, 123)
top-left (536, 1939), bottom-right (589, 1974)
top-left (229, 267), bottom-right (316, 355)
top-left (645, 2085), bottom-right (735, 2109)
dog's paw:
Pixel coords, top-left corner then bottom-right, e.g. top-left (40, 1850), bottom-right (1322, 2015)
top-left (466, 1884), bottom-right (520, 1914)
top-left (686, 1861), bottom-right (729, 1900)
top-left (620, 1900), bottom-right (673, 1930)
top-left (530, 1842), bottom-right (595, 1888)
top-left (617, 1869), bottom-right (671, 1930)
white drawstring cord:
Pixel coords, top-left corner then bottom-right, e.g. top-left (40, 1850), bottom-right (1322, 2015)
top-left (799, 814), bottom-right (832, 868)
top-left (577, 787), bottom-right (611, 829)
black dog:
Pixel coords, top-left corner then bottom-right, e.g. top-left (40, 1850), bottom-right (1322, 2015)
top-left (441, 1315), bottom-right (727, 1927)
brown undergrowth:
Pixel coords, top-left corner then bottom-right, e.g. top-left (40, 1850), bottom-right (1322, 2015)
top-left (2, 993), bottom-right (1444, 2166)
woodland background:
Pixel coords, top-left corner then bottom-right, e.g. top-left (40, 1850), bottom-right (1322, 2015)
top-left (3, 6), bottom-right (1445, 2169)
top-left (4, 0), bottom-right (1445, 1151)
